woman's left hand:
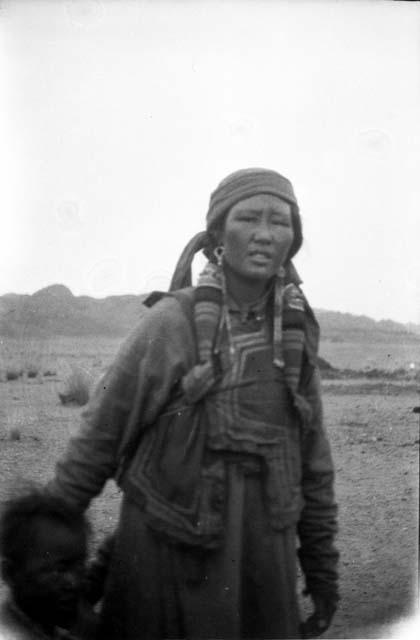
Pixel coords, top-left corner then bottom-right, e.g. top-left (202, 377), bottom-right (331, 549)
top-left (300, 594), bottom-right (337, 638)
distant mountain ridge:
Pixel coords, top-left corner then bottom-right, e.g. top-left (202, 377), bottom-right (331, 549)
top-left (0, 284), bottom-right (148, 338)
top-left (1, 284), bottom-right (419, 343)
top-left (313, 308), bottom-right (419, 343)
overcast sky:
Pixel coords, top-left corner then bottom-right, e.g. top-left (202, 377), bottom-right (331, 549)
top-left (1, 0), bottom-right (419, 324)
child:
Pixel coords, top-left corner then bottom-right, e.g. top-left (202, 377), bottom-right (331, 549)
top-left (0, 488), bottom-right (96, 640)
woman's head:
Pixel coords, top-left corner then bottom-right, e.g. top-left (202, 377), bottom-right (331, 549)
top-left (205, 168), bottom-right (303, 264)
top-left (169, 168), bottom-right (303, 291)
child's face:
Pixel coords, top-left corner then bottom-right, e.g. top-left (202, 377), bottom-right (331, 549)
top-left (12, 516), bottom-right (87, 629)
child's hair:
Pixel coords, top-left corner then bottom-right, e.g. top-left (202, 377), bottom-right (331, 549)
top-left (0, 487), bottom-right (89, 573)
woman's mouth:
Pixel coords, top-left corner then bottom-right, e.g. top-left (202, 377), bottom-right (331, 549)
top-left (248, 250), bottom-right (272, 265)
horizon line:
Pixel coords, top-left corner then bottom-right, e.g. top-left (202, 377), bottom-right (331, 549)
top-left (0, 282), bottom-right (418, 328)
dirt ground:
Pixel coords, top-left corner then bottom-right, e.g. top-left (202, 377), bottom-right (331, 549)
top-left (0, 362), bottom-right (418, 638)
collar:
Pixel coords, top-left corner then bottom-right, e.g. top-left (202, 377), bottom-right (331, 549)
top-left (226, 281), bottom-right (274, 322)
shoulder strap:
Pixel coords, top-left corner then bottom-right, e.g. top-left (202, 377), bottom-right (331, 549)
top-left (143, 288), bottom-right (194, 315)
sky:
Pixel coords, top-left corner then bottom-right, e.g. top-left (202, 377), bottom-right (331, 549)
top-left (0, 0), bottom-right (419, 324)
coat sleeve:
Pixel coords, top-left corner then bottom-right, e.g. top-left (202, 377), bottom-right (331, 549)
top-left (47, 296), bottom-right (195, 511)
top-left (297, 363), bottom-right (340, 602)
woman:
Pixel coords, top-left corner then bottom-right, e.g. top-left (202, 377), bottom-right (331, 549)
top-left (48, 168), bottom-right (339, 639)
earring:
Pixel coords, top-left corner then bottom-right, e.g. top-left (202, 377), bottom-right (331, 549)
top-left (212, 245), bottom-right (234, 359)
top-left (276, 265), bottom-right (286, 280)
top-left (213, 245), bottom-right (224, 267)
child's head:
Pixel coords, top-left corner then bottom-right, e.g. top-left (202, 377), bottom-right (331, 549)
top-left (0, 489), bottom-right (89, 631)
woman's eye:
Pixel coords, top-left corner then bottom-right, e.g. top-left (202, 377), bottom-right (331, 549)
top-left (238, 215), bottom-right (257, 223)
top-left (272, 218), bottom-right (290, 227)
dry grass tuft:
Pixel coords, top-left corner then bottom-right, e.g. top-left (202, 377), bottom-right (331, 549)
top-left (43, 369), bottom-right (57, 377)
top-left (9, 427), bottom-right (21, 441)
top-left (26, 366), bottom-right (39, 379)
top-left (6, 368), bottom-right (23, 381)
top-left (58, 366), bottom-right (92, 406)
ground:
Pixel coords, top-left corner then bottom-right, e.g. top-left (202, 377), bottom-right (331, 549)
top-left (0, 336), bottom-right (418, 638)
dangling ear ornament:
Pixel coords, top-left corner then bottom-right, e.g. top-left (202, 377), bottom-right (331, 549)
top-left (213, 245), bottom-right (224, 267)
top-left (276, 264), bottom-right (286, 281)
top-left (212, 245), bottom-right (235, 360)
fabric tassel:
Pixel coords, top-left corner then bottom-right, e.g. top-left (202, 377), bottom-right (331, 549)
top-left (180, 261), bottom-right (224, 403)
top-left (194, 262), bottom-right (224, 363)
top-left (272, 271), bottom-right (315, 427)
top-left (282, 283), bottom-right (306, 390)
top-left (273, 267), bottom-right (286, 368)
top-left (280, 282), bottom-right (314, 426)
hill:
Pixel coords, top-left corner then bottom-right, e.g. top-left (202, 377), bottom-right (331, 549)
top-left (1, 285), bottom-right (419, 343)
top-left (0, 284), bottom-right (147, 338)
top-left (314, 309), bottom-right (419, 344)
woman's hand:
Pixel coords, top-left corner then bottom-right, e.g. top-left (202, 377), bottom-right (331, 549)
top-left (300, 594), bottom-right (337, 638)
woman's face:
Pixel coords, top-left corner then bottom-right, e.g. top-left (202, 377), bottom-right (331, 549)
top-left (221, 194), bottom-right (294, 285)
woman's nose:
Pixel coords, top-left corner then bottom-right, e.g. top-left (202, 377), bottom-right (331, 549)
top-left (253, 218), bottom-right (272, 242)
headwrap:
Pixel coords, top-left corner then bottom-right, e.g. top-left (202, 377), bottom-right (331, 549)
top-left (206, 167), bottom-right (299, 234)
top-left (170, 168), bottom-right (302, 291)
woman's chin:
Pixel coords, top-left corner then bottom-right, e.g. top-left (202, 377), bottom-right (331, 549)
top-left (241, 264), bottom-right (276, 282)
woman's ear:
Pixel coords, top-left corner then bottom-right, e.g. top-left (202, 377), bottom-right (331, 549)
top-left (206, 221), bottom-right (225, 256)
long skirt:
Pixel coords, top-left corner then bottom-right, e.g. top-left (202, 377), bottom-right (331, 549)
top-left (99, 463), bottom-right (301, 639)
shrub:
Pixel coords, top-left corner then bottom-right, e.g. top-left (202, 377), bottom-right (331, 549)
top-left (26, 366), bottom-right (39, 379)
top-left (43, 369), bottom-right (57, 377)
top-left (58, 367), bottom-right (92, 407)
top-left (6, 368), bottom-right (23, 381)
top-left (9, 427), bottom-right (21, 441)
